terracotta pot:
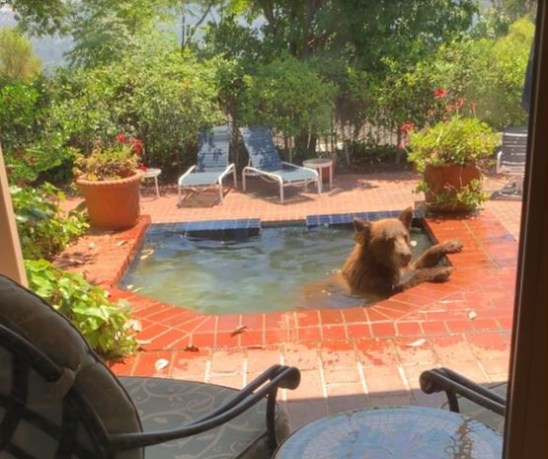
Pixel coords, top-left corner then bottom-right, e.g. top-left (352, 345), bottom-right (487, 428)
top-left (77, 172), bottom-right (142, 229)
top-left (423, 164), bottom-right (482, 213)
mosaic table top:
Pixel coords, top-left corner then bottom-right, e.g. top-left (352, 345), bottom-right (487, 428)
top-left (274, 406), bottom-right (502, 459)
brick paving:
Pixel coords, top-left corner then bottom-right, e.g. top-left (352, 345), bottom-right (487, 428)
top-left (56, 170), bottom-right (521, 431)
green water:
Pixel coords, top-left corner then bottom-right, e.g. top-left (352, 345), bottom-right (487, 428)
top-left (121, 225), bottom-right (433, 315)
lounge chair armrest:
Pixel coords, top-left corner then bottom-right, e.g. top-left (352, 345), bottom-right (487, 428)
top-left (109, 364), bottom-right (301, 452)
top-left (419, 367), bottom-right (506, 416)
top-left (496, 151), bottom-right (502, 173)
top-left (178, 165), bottom-right (197, 185)
top-left (218, 163), bottom-right (236, 181)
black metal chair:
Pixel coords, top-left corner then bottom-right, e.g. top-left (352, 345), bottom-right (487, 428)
top-left (495, 126), bottom-right (528, 196)
top-left (0, 274), bottom-right (300, 458)
top-left (419, 367), bottom-right (506, 433)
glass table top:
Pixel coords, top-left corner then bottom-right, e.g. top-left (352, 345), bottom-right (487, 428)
top-left (274, 406), bottom-right (502, 459)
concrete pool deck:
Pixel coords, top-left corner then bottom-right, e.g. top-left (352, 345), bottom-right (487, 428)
top-left (56, 171), bottom-right (521, 431)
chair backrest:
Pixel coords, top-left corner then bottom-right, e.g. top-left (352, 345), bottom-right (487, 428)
top-left (196, 125), bottom-right (231, 172)
top-left (0, 274), bottom-right (142, 459)
top-left (239, 126), bottom-right (283, 171)
top-left (499, 126), bottom-right (527, 174)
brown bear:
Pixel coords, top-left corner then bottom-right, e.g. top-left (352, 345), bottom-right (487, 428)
top-left (341, 207), bottom-right (463, 298)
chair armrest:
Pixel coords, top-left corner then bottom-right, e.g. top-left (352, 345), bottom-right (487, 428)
top-left (419, 367), bottom-right (506, 416)
top-left (109, 364), bottom-right (300, 452)
top-left (178, 165), bottom-right (197, 185)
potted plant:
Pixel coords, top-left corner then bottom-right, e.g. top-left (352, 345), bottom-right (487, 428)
top-left (407, 115), bottom-right (499, 213)
top-left (74, 134), bottom-right (144, 229)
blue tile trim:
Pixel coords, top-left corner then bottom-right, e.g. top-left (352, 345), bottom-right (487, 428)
top-left (145, 219), bottom-right (261, 238)
top-left (306, 210), bottom-right (406, 228)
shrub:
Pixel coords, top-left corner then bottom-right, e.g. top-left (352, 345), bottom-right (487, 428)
top-left (11, 183), bottom-right (88, 260)
top-left (407, 116), bottom-right (499, 171)
top-left (25, 260), bottom-right (138, 358)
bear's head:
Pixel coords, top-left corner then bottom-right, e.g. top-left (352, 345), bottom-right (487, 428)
top-left (352, 207), bottom-right (413, 269)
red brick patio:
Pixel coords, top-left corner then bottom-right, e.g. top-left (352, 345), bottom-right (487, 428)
top-left (57, 171), bottom-right (521, 431)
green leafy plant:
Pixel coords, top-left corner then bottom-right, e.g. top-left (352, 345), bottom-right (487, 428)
top-left (73, 134), bottom-right (143, 181)
top-left (407, 115), bottom-right (499, 172)
top-left (11, 183), bottom-right (89, 260)
top-left (416, 177), bottom-right (488, 211)
top-left (25, 259), bottom-right (138, 358)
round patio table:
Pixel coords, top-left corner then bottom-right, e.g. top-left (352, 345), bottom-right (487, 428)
top-left (273, 406), bottom-right (502, 459)
top-left (141, 167), bottom-right (162, 198)
top-left (303, 158), bottom-right (334, 191)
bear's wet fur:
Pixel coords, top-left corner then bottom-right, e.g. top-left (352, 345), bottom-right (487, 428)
top-left (341, 207), bottom-right (463, 298)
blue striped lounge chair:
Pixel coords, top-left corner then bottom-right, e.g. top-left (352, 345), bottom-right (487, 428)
top-left (177, 125), bottom-right (237, 206)
top-left (239, 126), bottom-right (321, 203)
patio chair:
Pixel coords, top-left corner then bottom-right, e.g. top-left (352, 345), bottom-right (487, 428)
top-left (177, 125), bottom-right (237, 206)
top-left (495, 126), bottom-right (528, 197)
top-left (0, 274), bottom-right (301, 458)
top-left (419, 367), bottom-right (507, 433)
top-left (239, 126), bottom-right (320, 203)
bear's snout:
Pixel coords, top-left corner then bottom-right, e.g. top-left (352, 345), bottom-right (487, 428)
top-left (399, 251), bottom-right (412, 266)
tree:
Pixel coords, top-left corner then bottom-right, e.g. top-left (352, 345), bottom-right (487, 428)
top-left (0, 0), bottom-right (73, 35)
top-left (0, 27), bottom-right (41, 80)
top-left (241, 55), bottom-right (336, 155)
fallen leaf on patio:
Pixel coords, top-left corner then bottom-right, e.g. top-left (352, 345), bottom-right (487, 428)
top-left (88, 242), bottom-right (96, 250)
top-left (184, 345), bottom-right (200, 352)
top-left (127, 320), bottom-right (142, 332)
top-left (136, 338), bottom-right (152, 345)
top-left (467, 310), bottom-right (478, 320)
top-left (155, 359), bottom-right (169, 371)
top-left (410, 240), bottom-right (417, 247)
top-left (116, 240), bottom-right (128, 247)
top-left (230, 325), bottom-right (248, 337)
top-left (407, 338), bottom-right (426, 347)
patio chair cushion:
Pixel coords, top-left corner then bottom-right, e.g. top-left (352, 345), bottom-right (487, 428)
top-left (121, 377), bottom-right (290, 459)
top-left (0, 274), bottom-right (142, 459)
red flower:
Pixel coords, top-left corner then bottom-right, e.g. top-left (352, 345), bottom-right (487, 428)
top-left (130, 138), bottom-right (143, 154)
top-left (399, 122), bottom-right (414, 133)
top-left (116, 134), bottom-right (127, 143)
top-left (138, 164), bottom-right (148, 171)
top-left (434, 88), bottom-right (448, 99)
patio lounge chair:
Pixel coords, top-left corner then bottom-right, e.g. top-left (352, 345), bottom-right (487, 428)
top-left (177, 125), bottom-right (237, 206)
top-left (0, 274), bottom-right (301, 458)
top-left (239, 126), bottom-right (320, 203)
top-left (495, 126), bottom-right (528, 197)
top-left (420, 367), bottom-right (507, 433)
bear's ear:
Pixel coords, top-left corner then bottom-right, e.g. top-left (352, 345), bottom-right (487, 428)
top-left (398, 207), bottom-right (413, 230)
top-left (352, 218), bottom-right (371, 245)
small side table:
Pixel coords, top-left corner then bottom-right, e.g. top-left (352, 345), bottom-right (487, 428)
top-left (274, 406), bottom-right (502, 459)
top-left (303, 158), bottom-right (334, 191)
top-left (141, 168), bottom-right (161, 199)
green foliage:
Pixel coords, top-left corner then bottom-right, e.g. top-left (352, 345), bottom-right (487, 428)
top-left (241, 56), bottom-right (335, 136)
top-left (65, 0), bottom-right (179, 68)
top-left (0, 80), bottom-right (76, 185)
top-left (407, 116), bottom-right (499, 172)
top-left (48, 38), bottom-right (223, 172)
top-left (417, 177), bottom-right (488, 211)
top-left (2, 0), bottom-right (72, 35)
top-left (11, 183), bottom-right (88, 260)
top-left (0, 27), bottom-right (41, 80)
top-left (347, 141), bottom-right (402, 168)
top-left (25, 259), bottom-right (138, 357)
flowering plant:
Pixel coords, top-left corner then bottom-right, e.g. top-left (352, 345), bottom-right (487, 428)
top-left (73, 134), bottom-right (144, 181)
top-left (400, 88), bottom-right (497, 169)
top-left (400, 89), bottom-right (500, 212)
top-left (407, 115), bottom-right (498, 172)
